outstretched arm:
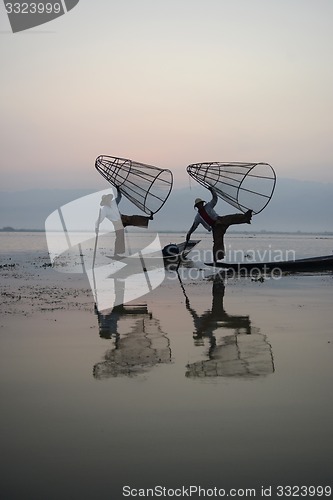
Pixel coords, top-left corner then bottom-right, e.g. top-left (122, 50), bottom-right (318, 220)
top-left (209, 187), bottom-right (218, 207)
top-left (116, 188), bottom-right (122, 204)
top-left (186, 220), bottom-right (199, 241)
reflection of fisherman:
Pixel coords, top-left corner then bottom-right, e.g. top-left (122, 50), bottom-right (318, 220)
top-left (95, 301), bottom-right (152, 340)
top-left (94, 276), bottom-right (150, 340)
top-left (182, 274), bottom-right (275, 378)
top-left (95, 189), bottom-right (153, 255)
top-left (186, 187), bottom-right (252, 263)
top-left (94, 278), bottom-right (128, 340)
top-left (95, 303), bottom-right (124, 341)
top-left (93, 304), bottom-right (172, 379)
top-left (184, 274), bottom-right (251, 345)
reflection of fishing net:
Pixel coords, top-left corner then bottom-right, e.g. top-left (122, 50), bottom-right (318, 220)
top-left (186, 332), bottom-right (275, 378)
top-left (187, 162), bottom-right (276, 214)
top-left (93, 317), bottom-right (172, 378)
top-left (95, 155), bottom-right (173, 215)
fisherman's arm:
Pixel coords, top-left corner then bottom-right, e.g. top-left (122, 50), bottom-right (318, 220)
top-left (116, 188), bottom-right (122, 204)
top-left (209, 187), bottom-right (218, 208)
top-left (186, 219), bottom-right (199, 241)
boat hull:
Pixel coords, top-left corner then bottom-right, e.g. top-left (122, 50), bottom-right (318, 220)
top-left (205, 255), bottom-right (333, 273)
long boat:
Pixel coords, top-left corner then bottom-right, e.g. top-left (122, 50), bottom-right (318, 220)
top-left (205, 254), bottom-right (333, 273)
top-left (107, 240), bottom-right (201, 263)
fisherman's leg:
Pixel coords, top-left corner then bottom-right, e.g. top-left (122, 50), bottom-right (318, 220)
top-left (113, 220), bottom-right (125, 254)
top-left (114, 229), bottom-right (125, 254)
top-left (212, 223), bottom-right (226, 262)
top-left (217, 211), bottom-right (252, 226)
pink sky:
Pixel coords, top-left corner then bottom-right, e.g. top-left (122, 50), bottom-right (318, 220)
top-left (1, 0), bottom-right (333, 191)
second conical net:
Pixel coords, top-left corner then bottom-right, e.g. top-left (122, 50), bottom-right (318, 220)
top-left (187, 162), bottom-right (276, 214)
top-left (95, 155), bottom-right (173, 215)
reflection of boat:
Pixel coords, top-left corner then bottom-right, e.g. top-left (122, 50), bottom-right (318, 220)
top-left (205, 254), bottom-right (333, 273)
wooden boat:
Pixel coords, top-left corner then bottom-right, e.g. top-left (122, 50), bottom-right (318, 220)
top-left (162, 239), bottom-right (200, 261)
top-left (107, 240), bottom-right (200, 263)
top-left (205, 254), bottom-right (333, 273)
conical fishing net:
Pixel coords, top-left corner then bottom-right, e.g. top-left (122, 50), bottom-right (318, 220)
top-left (187, 162), bottom-right (276, 214)
top-left (95, 155), bottom-right (173, 215)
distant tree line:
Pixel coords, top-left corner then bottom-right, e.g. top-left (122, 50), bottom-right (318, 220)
top-left (0, 227), bottom-right (44, 232)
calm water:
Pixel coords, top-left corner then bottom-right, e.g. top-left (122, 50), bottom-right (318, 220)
top-left (0, 232), bottom-right (332, 499)
top-left (1, 230), bottom-right (333, 257)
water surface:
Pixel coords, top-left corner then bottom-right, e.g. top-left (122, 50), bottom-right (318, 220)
top-left (0, 232), bottom-right (332, 499)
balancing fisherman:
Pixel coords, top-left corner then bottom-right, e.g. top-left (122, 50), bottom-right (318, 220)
top-left (96, 189), bottom-right (153, 256)
top-left (186, 187), bottom-right (252, 263)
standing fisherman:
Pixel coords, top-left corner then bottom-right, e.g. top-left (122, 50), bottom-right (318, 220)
top-left (186, 187), bottom-right (252, 263)
top-left (96, 189), bottom-right (153, 256)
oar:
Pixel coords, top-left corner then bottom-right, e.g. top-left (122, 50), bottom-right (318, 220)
top-left (175, 238), bottom-right (189, 272)
top-left (92, 209), bottom-right (101, 269)
top-left (176, 267), bottom-right (189, 302)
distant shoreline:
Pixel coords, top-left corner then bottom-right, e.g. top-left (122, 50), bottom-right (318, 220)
top-left (1, 227), bottom-right (333, 236)
top-left (0, 228), bottom-right (45, 233)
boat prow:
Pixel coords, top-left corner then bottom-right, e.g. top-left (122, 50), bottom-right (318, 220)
top-left (106, 240), bottom-right (201, 263)
top-left (162, 239), bottom-right (200, 261)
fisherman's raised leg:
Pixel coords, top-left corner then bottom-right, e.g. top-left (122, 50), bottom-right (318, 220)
top-left (217, 210), bottom-right (252, 226)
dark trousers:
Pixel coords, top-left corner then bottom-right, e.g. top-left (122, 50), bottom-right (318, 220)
top-left (113, 215), bottom-right (150, 255)
top-left (212, 213), bottom-right (250, 262)
top-left (121, 214), bottom-right (150, 228)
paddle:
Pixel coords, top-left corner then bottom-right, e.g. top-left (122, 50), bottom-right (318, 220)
top-left (92, 208), bottom-right (101, 269)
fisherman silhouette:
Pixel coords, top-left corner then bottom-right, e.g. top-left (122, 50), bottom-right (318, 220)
top-left (95, 188), bottom-right (153, 256)
top-left (186, 187), bottom-right (252, 263)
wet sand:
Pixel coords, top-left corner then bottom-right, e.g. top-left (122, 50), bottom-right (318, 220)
top-left (0, 250), bottom-right (332, 499)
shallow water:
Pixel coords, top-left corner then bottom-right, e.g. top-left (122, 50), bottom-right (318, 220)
top-left (0, 232), bottom-right (332, 499)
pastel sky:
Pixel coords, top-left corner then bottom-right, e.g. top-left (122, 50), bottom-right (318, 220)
top-left (1, 0), bottom-right (333, 191)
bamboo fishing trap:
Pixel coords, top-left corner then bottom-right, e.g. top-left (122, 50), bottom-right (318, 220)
top-left (95, 155), bottom-right (173, 215)
top-left (187, 162), bottom-right (276, 214)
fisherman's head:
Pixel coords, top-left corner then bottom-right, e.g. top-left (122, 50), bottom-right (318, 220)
top-left (100, 193), bottom-right (114, 206)
top-left (194, 198), bottom-right (205, 209)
